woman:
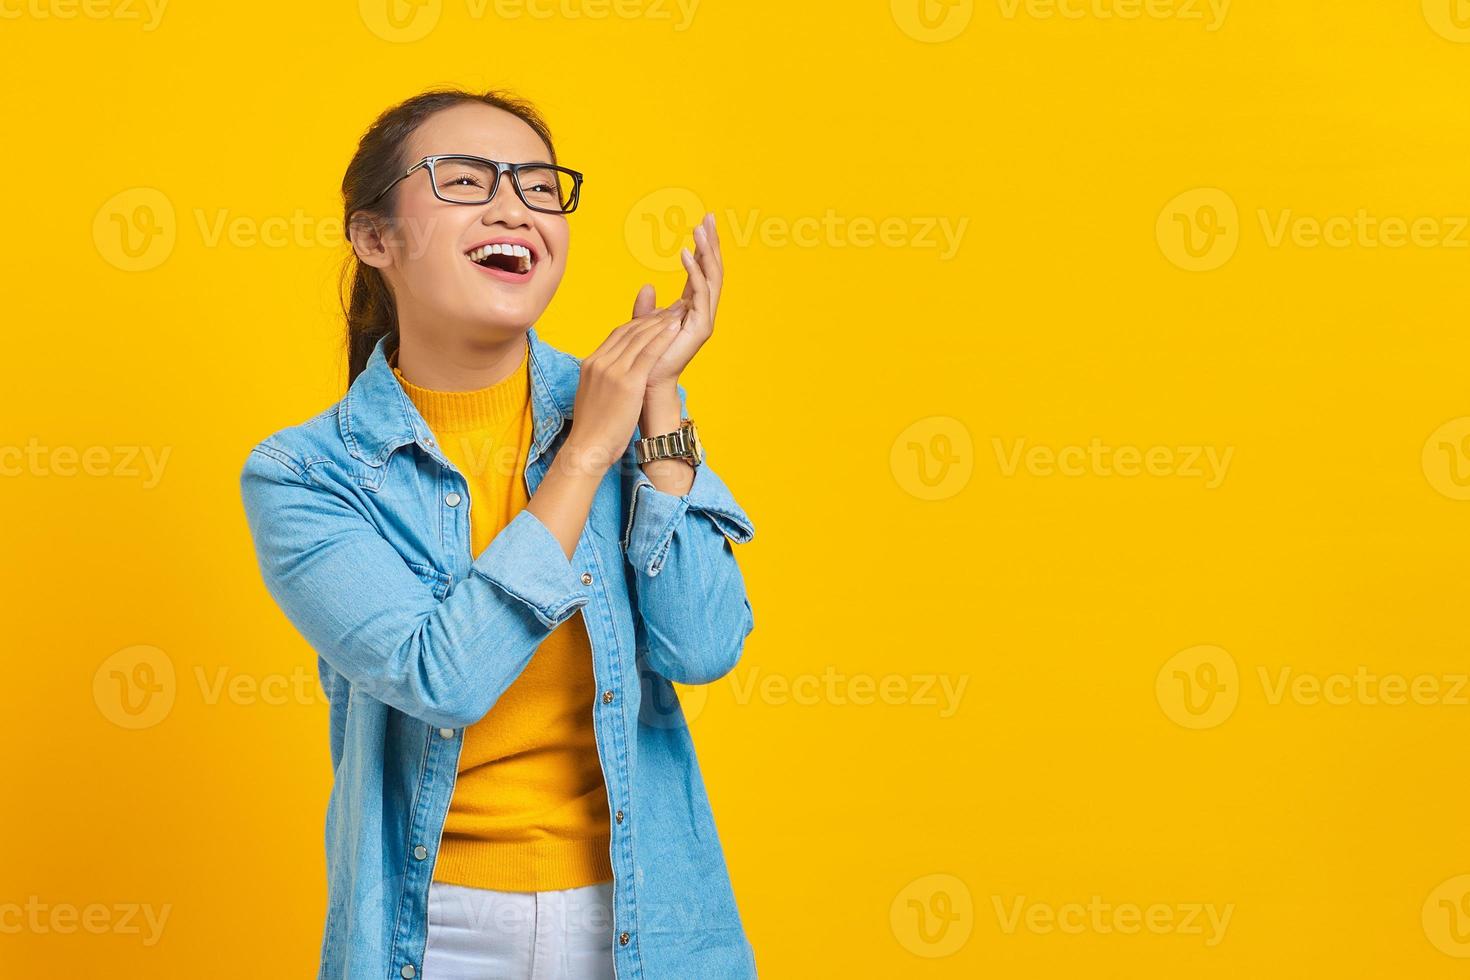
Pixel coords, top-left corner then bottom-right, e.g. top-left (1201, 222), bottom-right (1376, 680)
top-left (238, 88), bottom-right (759, 980)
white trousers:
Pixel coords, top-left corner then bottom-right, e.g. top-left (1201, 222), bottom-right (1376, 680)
top-left (422, 879), bottom-right (618, 980)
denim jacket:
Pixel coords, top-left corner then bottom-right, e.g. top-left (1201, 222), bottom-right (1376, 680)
top-left (238, 327), bottom-right (759, 979)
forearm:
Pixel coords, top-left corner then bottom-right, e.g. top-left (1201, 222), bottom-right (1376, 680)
top-left (526, 444), bottom-right (605, 560)
top-left (240, 448), bottom-right (591, 730)
top-left (638, 384), bottom-right (695, 496)
top-left (620, 380), bottom-right (758, 684)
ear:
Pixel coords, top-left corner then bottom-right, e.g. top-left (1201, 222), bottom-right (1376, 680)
top-left (347, 211), bottom-right (394, 271)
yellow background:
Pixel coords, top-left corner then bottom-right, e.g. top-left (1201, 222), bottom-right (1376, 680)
top-left (4, 0), bottom-right (1470, 975)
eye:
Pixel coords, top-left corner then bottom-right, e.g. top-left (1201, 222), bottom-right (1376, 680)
top-left (444, 172), bottom-right (485, 188)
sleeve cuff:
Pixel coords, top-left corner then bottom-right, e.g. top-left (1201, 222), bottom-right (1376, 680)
top-left (471, 508), bottom-right (590, 628)
top-left (622, 462), bottom-right (755, 577)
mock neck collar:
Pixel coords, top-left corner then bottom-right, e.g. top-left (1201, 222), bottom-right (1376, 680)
top-left (340, 325), bottom-right (577, 471)
top-left (390, 339), bottom-right (529, 433)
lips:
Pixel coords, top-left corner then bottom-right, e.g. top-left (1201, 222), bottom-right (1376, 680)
top-left (465, 238), bottom-right (538, 280)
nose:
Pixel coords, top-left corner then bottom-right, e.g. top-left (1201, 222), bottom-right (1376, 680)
top-left (480, 169), bottom-right (532, 228)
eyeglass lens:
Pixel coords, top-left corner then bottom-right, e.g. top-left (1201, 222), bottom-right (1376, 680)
top-left (430, 157), bottom-right (577, 211)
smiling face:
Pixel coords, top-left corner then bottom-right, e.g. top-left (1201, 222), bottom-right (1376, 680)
top-left (350, 101), bottom-right (571, 349)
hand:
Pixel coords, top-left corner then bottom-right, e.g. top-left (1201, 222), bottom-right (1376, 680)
top-left (631, 211), bottom-right (723, 396)
top-left (561, 299), bottom-right (689, 478)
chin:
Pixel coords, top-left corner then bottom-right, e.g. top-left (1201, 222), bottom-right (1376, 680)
top-left (467, 308), bottom-right (541, 336)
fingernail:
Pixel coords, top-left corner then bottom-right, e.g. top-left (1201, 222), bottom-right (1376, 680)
top-left (680, 246), bottom-right (692, 263)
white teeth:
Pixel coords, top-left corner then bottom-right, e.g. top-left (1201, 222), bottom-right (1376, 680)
top-left (466, 242), bottom-right (534, 274)
top-left (467, 243), bottom-right (532, 261)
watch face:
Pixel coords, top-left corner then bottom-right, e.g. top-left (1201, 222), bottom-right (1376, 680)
top-left (686, 421), bottom-right (704, 465)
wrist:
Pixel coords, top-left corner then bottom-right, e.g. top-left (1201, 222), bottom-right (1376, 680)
top-left (640, 384), bottom-right (683, 436)
top-left (554, 438), bottom-right (615, 481)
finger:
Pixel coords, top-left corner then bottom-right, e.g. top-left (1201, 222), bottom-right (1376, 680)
top-left (612, 302), bottom-right (685, 372)
top-left (588, 308), bottom-right (656, 359)
top-left (631, 282), bottom-right (656, 319)
top-left (594, 298), bottom-right (684, 360)
top-left (628, 311), bottom-right (685, 380)
top-left (679, 245), bottom-right (710, 336)
top-left (705, 211), bottom-right (722, 266)
top-left (675, 226), bottom-right (695, 303)
top-left (696, 220), bottom-right (726, 315)
top-left (602, 300), bottom-right (686, 363)
top-left (699, 214), bottom-right (723, 314)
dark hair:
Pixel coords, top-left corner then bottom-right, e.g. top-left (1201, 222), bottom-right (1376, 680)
top-left (339, 88), bottom-right (558, 387)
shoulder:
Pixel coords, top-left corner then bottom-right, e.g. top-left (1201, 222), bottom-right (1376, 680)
top-left (241, 401), bottom-right (348, 480)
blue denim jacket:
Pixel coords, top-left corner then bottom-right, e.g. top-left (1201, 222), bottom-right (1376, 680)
top-left (238, 327), bottom-right (759, 979)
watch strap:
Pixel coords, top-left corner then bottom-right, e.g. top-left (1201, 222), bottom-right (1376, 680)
top-left (636, 419), bottom-right (697, 466)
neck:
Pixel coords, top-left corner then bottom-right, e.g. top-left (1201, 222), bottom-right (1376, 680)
top-left (391, 329), bottom-right (531, 392)
top-left (391, 332), bottom-right (530, 434)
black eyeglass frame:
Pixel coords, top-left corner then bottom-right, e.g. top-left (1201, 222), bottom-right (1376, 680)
top-left (363, 154), bottom-right (584, 214)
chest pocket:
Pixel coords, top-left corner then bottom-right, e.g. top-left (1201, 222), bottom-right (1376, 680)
top-left (406, 560), bottom-right (453, 601)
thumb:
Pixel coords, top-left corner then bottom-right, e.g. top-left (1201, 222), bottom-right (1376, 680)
top-left (632, 283), bottom-right (657, 319)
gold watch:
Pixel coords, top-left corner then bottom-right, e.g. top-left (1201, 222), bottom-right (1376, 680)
top-left (635, 417), bottom-right (704, 468)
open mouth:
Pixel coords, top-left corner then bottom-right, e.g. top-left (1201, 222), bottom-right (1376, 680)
top-left (466, 242), bottom-right (535, 277)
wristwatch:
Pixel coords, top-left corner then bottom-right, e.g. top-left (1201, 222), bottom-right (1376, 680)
top-left (635, 417), bottom-right (704, 469)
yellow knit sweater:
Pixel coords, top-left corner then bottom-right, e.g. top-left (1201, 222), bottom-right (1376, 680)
top-left (391, 338), bottom-right (613, 892)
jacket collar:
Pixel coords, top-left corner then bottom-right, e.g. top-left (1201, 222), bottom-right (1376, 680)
top-left (340, 326), bottom-right (578, 470)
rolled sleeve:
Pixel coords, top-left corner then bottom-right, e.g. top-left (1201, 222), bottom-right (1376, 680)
top-left (471, 508), bottom-right (591, 628)
top-left (622, 462), bottom-right (755, 577)
top-left (239, 445), bottom-right (591, 729)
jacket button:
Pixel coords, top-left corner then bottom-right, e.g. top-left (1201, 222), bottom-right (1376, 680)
top-left (401, 966), bottom-right (416, 979)
top-left (619, 932), bottom-right (630, 946)
top-left (581, 571), bottom-right (593, 585)
top-left (601, 690), bottom-right (615, 704)
top-left (445, 492), bottom-right (462, 507)
top-left (615, 809), bottom-right (624, 824)
top-left (438, 728), bottom-right (454, 739)
top-left (413, 845), bottom-right (428, 861)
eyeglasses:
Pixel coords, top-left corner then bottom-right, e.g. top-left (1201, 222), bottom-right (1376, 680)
top-left (364, 154), bottom-right (584, 214)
